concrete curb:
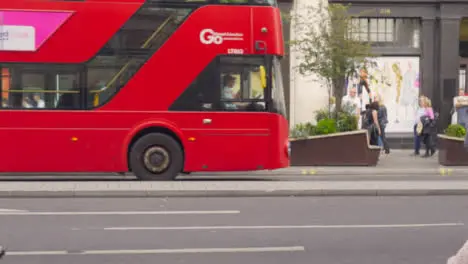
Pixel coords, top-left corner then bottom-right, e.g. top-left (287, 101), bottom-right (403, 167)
top-left (1, 181), bottom-right (468, 197)
top-left (192, 168), bottom-right (468, 177)
top-left (1, 189), bottom-right (468, 197)
top-left (0, 167), bottom-right (466, 178)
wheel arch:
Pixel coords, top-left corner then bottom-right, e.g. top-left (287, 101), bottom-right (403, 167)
top-left (123, 120), bottom-right (185, 171)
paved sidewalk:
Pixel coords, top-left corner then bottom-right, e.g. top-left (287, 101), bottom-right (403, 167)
top-left (0, 150), bottom-right (464, 181)
top-left (194, 150), bottom-right (468, 176)
top-left (0, 180), bottom-right (468, 197)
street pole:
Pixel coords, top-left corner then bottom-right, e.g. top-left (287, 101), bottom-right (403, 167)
top-left (0, 245), bottom-right (4, 259)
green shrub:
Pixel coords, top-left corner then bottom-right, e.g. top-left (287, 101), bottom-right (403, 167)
top-left (341, 101), bottom-right (357, 115)
top-left (291, 105), bottom-right (358, 138)
top-left (336, 111), bottom-right (358, 132)
top-left (315, 104), bottom-right (358, 133)
top-left (315, 118), bottom-right (337, 135)
top-left (315, 108), bottom-right (331, 122)
top-left (290, 122), bottom-right (316, 138)
top-left (445, 124), bottom-right (466, 138)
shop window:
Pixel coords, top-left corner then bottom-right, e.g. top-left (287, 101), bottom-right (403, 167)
top-left (0, 65), bottom-right (82, 110)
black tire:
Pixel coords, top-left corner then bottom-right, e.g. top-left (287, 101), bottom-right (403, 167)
top-left (129, 133), bottom-right (183, 181)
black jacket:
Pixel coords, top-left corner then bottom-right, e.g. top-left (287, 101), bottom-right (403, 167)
top-left (420, 115), bottom-right (436, 135)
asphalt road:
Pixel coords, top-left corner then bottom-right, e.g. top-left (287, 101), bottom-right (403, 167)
top-left (0, 196), bottom-right (467, 264)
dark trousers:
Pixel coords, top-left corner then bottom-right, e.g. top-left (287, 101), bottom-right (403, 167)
top-left (413, 124), bottom-right (421, 154)
top-left (422, 131), bottom-right (436, 155)
top-left (380, 125), bottom-right (390, 151)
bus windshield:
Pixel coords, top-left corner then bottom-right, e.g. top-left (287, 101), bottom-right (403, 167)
top-left (271, 57), bottom-right (286, 117)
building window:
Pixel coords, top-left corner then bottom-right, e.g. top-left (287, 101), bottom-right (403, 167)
top-left (351, 18), bottom-right (421, 48)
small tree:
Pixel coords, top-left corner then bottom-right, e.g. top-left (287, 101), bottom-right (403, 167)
top-left (290, 1), bottom-right (374, 116)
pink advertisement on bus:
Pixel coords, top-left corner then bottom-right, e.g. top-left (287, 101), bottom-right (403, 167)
top-left (0, 10), bottom-right (72, 51)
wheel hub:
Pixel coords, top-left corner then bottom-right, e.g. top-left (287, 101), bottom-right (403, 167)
top-left (143, 146), bottom-right (170, 173)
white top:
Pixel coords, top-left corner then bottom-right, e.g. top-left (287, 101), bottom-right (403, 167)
top-left (222, 86), bottom-right (237, 110)
top-left (222, 86), bottom-right (235, 100)
top-left (342, 95), bottom-right (361, 115)
top-left (454, 96), bottom-right (468, 108)
top-left (415, 107), bottom-right (426, 124)
top-left (36, 100), bottom-right (45, 108)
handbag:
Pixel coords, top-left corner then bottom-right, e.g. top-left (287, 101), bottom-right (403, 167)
top-left (416, 121), bottom-right (423, 136)
top-left (367, 123), bottom-right (379, 140)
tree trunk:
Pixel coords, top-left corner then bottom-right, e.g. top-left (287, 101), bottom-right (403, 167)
top-left (332, 76), bottom-right (346, 118)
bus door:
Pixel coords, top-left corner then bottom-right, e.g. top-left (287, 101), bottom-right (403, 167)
top-left (192, 56), bottom-right (271, 171)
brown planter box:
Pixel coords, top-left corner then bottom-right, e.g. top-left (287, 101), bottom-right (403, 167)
top-left (290, 130), bottom-right (381, 166)
top-left (438, 134), bottom-right (468, 166)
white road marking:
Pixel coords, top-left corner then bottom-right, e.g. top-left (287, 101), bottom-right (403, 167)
top-left (7, 251), bottom-right (69, 256)
top-left (0, 209), bottom-right (26, 212)
top-left (103, 223), bottom-right (464, 231)
top-left (6, 246), bottom-right (305, 256)
top-left (0, 210), bottom-right (240, 216)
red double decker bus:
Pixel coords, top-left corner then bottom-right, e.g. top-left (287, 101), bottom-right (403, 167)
top-left (0, 0), bottom-right (289, 180)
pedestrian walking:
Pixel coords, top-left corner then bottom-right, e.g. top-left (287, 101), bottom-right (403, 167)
top-left (373, 94), bottom-right (390, 154)
top-left (363, 101), bottom-right (381, 146)
top-left (417, 96), bottom-right (436, 157)
top-left (413, 95), bottom-right (435, 156)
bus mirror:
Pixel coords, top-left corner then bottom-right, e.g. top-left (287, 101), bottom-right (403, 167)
top-left (259, 66), bottom-right (267, 89)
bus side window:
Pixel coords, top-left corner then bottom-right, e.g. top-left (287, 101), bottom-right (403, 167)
top-left (169, 58), bottom-right (218, 111)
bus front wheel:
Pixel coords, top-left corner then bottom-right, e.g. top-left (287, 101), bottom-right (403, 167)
top-left (129, 133), bottom-right (183, 181)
